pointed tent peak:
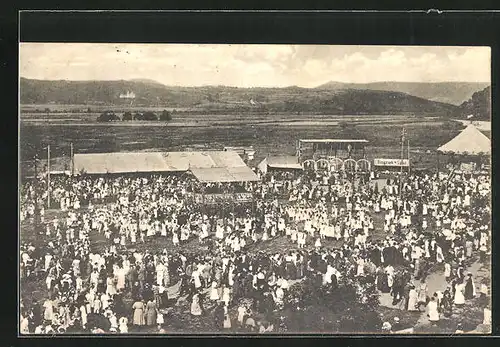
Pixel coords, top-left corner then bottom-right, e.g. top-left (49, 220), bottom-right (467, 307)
top-left (437, 124), bottom-right (490, 155)
top-left (458, 124), bottom-right (490, 141)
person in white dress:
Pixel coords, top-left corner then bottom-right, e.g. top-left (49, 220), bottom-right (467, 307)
top-left (216, 224), bottom-right (224, 239)
top-left (79, 304), bottom-right (88, 328)
top-left (108, 310), bottom-right (119, 332)
top-left (118, 316), bottom-right (128, 333)
top-left (454, 281), bottom-right (466, 306)
top-left (157, 311), bottom-right (164, 330)
top-left (314, 237), bottom-right (322, 249)
top-left (237, 304), bottom-right (247, 327)
top-left (356, 258), bottom-right (365, 277)
top-left (222, 286), bottom-right (231, 307)
top-left (156, 262), bottom-right (165, 287)
top-left (427, 297), bottom-right (439, 324)
top-left (407, 285), bottom-right (419, 311)
top-left (262, 230), bottom-right (269, 242)
top-left (483, 306), bottom-right (491, 326)
top-left (210, 281), bottom-right (220, 301)
top-left (20, 314), bottom-right (29, 334)
top-left (191, 293), bottom-right (202, 316)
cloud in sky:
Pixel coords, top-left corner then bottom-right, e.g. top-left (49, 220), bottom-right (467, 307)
top-left (20, 44), bottom-right (490, 87)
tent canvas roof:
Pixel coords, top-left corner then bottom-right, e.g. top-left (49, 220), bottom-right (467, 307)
top-left (190, 166), bottom-right (259, 182)
top-left (73, 152), bottom-right (171, 174)
top-left (259, 156), bottom-right (303, 170)
top-left (73, 151), bottom-right (253, 177)
top-left (437, 124), bottom-right (491, 155)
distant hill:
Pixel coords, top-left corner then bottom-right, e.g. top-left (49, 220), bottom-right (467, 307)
top-left (20, 78), bottom-right (457, 116)
top-left (128, 78), bottom-right (165, 85)
top-left (316, 81), bottom-right (489, 106)
top-left (456, 86), bottom-right (491, 121)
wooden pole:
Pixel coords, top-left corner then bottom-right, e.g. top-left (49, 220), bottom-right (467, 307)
top-left (398, 129), bottom-right (403, 197)
top-left (400, 128), bottom-right (405, 176)
top-left (407, 140), bottom-right (410, 175)
top-left (33, 154), bottom-right (39, 228)
top-left (437, 152), bottom-right (440, 175)
top-left (47, 145), bottom-right (51, 209)
top-left (70, 142), bottom-right (74, 176)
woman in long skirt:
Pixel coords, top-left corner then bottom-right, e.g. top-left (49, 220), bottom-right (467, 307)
top-left (464, 274), bottom-right (476, 300)
top-left (210, 281), bottom-right (220, 301)
top-left (191, 293), bottom-right (202, 316)
top-left (407, 285), bottom-right (419, 311)
top-left (222, 286), bottom-right (231, 307)
top-left (454, 281), bottom-right (466, 306)
top-left (146, 299), bottom-right (157, 326)
top-left (426, 297), bottom-right (440, 324)
top-left (132, 300), bottom-right (145, 327)
top-left (156, 311), bottom-right (164, 331)
top-left (314, 237), bottom-right (322, 249)
top-left (118, 316), bottom-right (128, 333)
top-left (223, 305), bottom-right (232, 329)
top-left (417, 282), bottom-right (428, 307)
top-left (440, 289), bottom-right (453, 317)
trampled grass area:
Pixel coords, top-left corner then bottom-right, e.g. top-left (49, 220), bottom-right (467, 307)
top-left (19, 114), bottom-right (467, 178)
top-left (20, 202), bottom-right (491, 334)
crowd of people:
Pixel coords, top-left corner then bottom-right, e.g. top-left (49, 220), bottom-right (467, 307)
top-left (19, 164), bottom-right (491, 334)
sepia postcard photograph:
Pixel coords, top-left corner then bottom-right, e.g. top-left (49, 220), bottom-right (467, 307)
top-left (19, 43), bottom-right (492, 335)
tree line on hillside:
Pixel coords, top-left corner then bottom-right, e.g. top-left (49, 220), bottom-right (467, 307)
top-left (97, 110), bottom-right (173, 122)
top-left (457, 86), bottom-right (491, 121)
top-left (23, 107), bottom-right (93, 114)
top-left (21, 78), bottom-right (460, 116)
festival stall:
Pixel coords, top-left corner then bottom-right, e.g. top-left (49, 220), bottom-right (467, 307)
top-left (436, 124), bottom-right (490, 174)
top-left (297, 138), bottom-right (370, 172)
top-left (257, 156), bottom-right (303, 175)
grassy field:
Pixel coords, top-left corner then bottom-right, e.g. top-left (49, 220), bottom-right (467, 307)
top-left (19, 112), bottom-right (472, 177)
top-left (22, 196), bottom-right (491, 334)
top-left (20, 199), bottom-right (392, 334)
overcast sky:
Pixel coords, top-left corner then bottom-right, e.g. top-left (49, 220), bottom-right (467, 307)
top-left (20, 44), bottom-right (490, 88)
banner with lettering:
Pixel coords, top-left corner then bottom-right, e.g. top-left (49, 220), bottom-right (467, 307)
top-left (373, 158), bottom-right (410, 167)
top-left (191, 193), bottom-right (253, 204)
top-left (460, 162), bottom-right (476, 173)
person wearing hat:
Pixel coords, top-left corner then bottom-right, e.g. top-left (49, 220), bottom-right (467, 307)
top-left (107, 309), bottom-right (118, 332)
top-left (426, 296), bottom-right (440, 325)
top-left (464, 273), bottom-right (476, 300)
top-left (454, 278), bottom-right (466, 307)
top-left (406, 284), bottom-right (418, 311)
top-left (223, 305), bottom-right (232, 330)
top-left (392, 317), bottom-right (401, 331)
top-left (118, 316), bottom-right (128, 334)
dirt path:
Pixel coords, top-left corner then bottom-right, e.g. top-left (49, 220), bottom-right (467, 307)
top-left (413, 260), bottom-right (483, 328)
top-left (378, 257), bottom-right (489, 333)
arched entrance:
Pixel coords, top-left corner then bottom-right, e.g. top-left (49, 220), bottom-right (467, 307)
top-left (356, 159), bottom-right (371, 172)
top-left (343, 159), bottom-right (357, 173)
top-left (329, 157), bottom-right (344, 172)
top-left (302, 159), bottom-right (316, 171)
top-left (316, 159), bottom-right (330, 171)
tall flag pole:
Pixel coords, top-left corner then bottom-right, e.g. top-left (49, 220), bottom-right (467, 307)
top-left (70, 142), bottom-right (74, 176)
top-left (400, 128), bottom-right (406, 175)
top-left (400, 128), bottom-right (406, 196)
top-left (47, 145), bottom-right (51, 209)
top-left (408, 139), bottom-right (411, 175)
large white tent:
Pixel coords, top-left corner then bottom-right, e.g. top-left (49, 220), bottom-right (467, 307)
top-left (73, 151), bottom-right (258, 182)
top-left (437, 124), bottom-right (490, 155)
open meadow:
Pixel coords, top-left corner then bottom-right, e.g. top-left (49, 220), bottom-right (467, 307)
top-left (20, 110), bottom-right (478, 177)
